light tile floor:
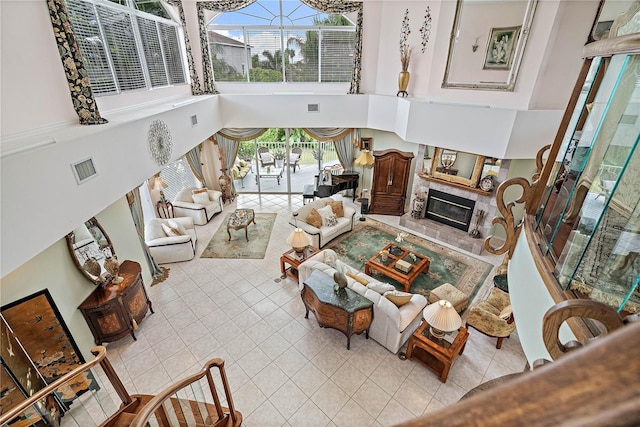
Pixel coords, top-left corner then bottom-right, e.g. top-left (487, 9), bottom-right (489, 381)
top-left (104, 194), bottom-right (528, 426)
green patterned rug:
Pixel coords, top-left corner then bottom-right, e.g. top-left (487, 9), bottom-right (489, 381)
top-left (201, 213), bottom-right (276, 259)
top-left (326, 218), bottom-right (494, 302)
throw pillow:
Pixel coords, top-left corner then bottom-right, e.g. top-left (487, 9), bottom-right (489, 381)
top-left (192, 192), bottom-right (210, 204)
top-left (367, 282), bottom-right (396, 294)
top-left (306, 208), bottom-right (323, 228)
top-left (499, 305), bottom-right (513, 321)
top-left (192, 188), bottom-right (208, 194)
top-left (290, 153), bottom-right (301, 162)
top-left (324, 251), bottom-right (337, 268)
top-left (384, 290), bottom-right (413, 307)
top-left (167, 219), bottom-right (187, 235)
top-left (161, 223), bottom-right (181, 237)
top-left (327, 200), bottom-right (344, 217)
top-left (260, 152), bottom-right (274, 163)
top-left (317, 205), bottom-right (337, 227)
top-left (239, 160), bottom-right (247, 167)
top-left (346, 272), bottom-right (368, 286)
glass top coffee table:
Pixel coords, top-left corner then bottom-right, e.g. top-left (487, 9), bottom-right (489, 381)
top-left (255, 165), bottom-right (284, 184)
top-left (364, 243), bottom-right (430, 292)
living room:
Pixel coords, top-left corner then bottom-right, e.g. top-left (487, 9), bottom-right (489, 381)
top-left (2, 0), bottom-right (636, 425)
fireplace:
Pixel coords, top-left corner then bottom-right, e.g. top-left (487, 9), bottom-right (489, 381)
top-left (425, 189), bottom-right (476, 232)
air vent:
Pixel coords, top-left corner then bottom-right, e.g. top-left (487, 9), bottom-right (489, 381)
top-left (307, 103), bottom-right (319, 113)
top-left (71, 157), bottom-right (97, 184)
top-left (191, 114), bottom-right (198, 126)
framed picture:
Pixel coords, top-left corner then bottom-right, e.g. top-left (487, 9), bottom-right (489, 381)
top-left (361, 137), bottom-right (373, 151)
top-left (483, 26), bottom-right (521, 70)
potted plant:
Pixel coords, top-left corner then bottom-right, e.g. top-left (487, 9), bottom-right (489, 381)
top-left (273, 148), bottom-right (286, 167)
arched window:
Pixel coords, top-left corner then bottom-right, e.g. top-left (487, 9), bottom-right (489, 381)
top-left (66, 0), bottom-right (187, 95)
top-left (209, 1), bottom-right (356, 83)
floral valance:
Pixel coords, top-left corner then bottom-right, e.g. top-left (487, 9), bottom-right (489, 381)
top-left (217, 128), bottom-right (268, 141)
top-left (300, 0), bottom-right (361, 14)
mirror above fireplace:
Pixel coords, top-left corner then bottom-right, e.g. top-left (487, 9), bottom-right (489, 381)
top-left (429, 148), bottom-right (485, 188)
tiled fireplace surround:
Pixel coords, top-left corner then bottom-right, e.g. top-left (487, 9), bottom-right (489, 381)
top-left (400, 146), bottom-right (510, 255)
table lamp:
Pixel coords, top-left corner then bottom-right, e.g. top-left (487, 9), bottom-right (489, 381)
top-left (422, 299), bottom-right (462, 339)
top-left (153, 176), bottom-right (168, 202)
top-left (287, 213), bottom-right (310, 256)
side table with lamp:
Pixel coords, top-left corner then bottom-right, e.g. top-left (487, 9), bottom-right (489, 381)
top-left (153, 176), bottom-right (174, 219)
top-left (281, 213), bottom-right (317, 282)
top-left (403, 299), bottom-right (469, 382)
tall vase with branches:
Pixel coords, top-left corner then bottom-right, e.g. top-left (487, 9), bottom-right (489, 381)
top-left (397, 7), bottom-right (432, 97)
top-left (398, 9), bottom-right (411, 97)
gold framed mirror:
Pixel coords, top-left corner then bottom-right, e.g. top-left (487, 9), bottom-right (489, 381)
top-left (442, 0), bottom-right (538, 91)
top-left (66, 217), bottom-right (116, 286)
top-left (430, 148), bottom-right (485, 187)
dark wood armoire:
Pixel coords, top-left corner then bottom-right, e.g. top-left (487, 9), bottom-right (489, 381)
top-left (369, 149), bottom-right (414, 215)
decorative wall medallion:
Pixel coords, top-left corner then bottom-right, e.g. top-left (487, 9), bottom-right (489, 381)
top-left (148, 120), bottom-right (173, 166)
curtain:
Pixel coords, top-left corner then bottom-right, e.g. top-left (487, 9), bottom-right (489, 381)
top-left (47, 0), bottom-right (108, 125)
top-left (197, 1), bottom-right (257, 94)
top-left (215, 128), bottom-right (266, 195)
top-left (126, 189), bottom-right (167, 284)
top-left (185, 144), bottom-right (205, 185)
top-left (166, 0), bottom-right (203, 95)
top-left (303, 128), bottom-right (354, 170)
top-left (334, 132), bottom-right (356, 172)
top-left (300, 1), bottom-right (363, 94)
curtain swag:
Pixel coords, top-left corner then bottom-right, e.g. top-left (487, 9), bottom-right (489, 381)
top-left (166, 0), bottom-right (203, 95)
top-left (303, 128), bottom-right (353, 141)
top-left (217, 128), bottom-right (268, 141)
top-left (47, 0), bottom-right (108, 125)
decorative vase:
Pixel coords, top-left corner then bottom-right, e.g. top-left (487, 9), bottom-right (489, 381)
top-left (82, 257), bottom-right (101, 277)
top-left (104, 255), bottom-right (123, 284)
top-left (397, 71), bottom-right (410, 97)
top-left (218, 169), bottom-right (234, 203)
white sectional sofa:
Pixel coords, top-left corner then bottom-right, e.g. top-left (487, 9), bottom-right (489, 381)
top-left (145, 217), bottom-right (197, 264)
top-left (298, 249), bottom-right (428, 354)
top-left (289, 197), bottom-right (356, 248)
top-left (172, 187), bottom-right (223, 225)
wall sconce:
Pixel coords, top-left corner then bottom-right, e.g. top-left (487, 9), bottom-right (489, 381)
top-left (472, 37), bottom-right (479, 52)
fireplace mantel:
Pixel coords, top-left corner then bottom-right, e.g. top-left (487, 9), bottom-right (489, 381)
top-left (417, 173), bottom-right (492, 196)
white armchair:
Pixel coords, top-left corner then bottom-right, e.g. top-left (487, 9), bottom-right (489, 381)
top-left (145, 217), bottom-right (197, 264)
top-left (172, 187), bottom-right (223, 225)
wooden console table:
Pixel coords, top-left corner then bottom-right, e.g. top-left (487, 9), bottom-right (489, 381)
top-left (405, 321), bottom-right (468, 382)
top-left (301, 270), bottom-right (373, 349)
top-left (78, 260), bottom-right (153, 345)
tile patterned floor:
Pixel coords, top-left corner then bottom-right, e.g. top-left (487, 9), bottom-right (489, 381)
top-left (103, 194), bottom-right (527, 427)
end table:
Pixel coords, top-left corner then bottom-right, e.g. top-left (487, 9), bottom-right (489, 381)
top-left (405, 321), bottom-right (469, 383)
top-left (156, 200), bottom-right (174, 219)
top-left (280, 245), bottom-right (319, 283)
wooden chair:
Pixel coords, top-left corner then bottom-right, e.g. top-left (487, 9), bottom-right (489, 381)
top-left (288, 147), bottom-right (303, 173)
top-left (257, 146), bottom-right (274, 168)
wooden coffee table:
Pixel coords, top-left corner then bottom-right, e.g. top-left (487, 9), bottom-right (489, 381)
top-left (227, 209), bottom-right (256, 241)
top-left (301, 270), bottom-right (373, 350)
top-left (364, 243), bottom-right (430, 292)
top-left (405, 321), bottom-right (469, 383)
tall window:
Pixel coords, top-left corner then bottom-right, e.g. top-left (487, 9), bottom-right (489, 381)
top-left (160, 157), bottom-right (198, 202)
top-left (66, 0), bottom-right (187, 95)
top-left (209, 1), bottom-right (356, 83)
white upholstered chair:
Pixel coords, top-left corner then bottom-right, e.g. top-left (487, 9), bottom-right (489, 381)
top-left (172, 187), bottom-right (223, 225)
top-left (145, 217), bottom-right (197, 264)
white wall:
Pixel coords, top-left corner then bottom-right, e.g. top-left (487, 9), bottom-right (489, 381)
top-left (0, 197), bottom-right (150, 360)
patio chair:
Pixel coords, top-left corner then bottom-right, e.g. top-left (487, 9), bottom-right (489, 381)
top-left (288, 147), bottom-right (303, 173)
top-left (257, 146), bottom-right (275, 168)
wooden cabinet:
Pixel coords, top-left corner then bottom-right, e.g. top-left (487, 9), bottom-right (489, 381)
top-left (369, 149), bottom-right (414, 216)
top-left (79, 260), bottom-right (153, 345)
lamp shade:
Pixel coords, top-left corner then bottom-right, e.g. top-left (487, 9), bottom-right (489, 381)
top-left (422, 300), bottom-right (462, 333)
top-left (153, 177), bottom-right (168, 191)
top-left (354, 150), bottom-right (375, 167)
top-left (287, 228), bottom-right (310, 251)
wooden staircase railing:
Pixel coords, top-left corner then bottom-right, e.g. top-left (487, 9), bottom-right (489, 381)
top-left (127, 358), bottom-right (241, 427)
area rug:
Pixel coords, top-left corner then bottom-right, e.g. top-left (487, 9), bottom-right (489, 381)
top-left (201, 213), bottom-right (276, 259)
top-left (326, 218), bottom-right (493, 303)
